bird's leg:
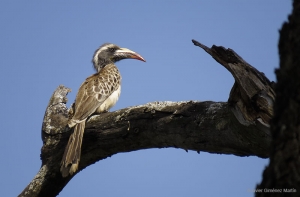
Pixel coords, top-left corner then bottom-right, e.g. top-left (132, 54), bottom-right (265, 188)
top-left (68, 103), bottom-right (75, 120)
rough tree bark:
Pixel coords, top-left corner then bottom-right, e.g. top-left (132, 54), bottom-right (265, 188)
top-left (18, 40), bottom-right (275, 197)
top-left (256, 1), bottom-right (300, 196)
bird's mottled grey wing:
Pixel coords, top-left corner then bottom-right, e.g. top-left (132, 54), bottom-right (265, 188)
top-left (71, 64), bottom-right (121, 122)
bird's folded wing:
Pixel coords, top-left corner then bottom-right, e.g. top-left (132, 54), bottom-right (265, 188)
top-left (71, 69), bottom-right (120, 121)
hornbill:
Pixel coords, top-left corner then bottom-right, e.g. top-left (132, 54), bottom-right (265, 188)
top-left (60, 43), bottom-right (146, 177)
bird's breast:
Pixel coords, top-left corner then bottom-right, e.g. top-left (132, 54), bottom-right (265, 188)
top-left (96, 85), bottom-right (121, 113)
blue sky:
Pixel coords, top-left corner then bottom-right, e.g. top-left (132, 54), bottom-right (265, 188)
top-left (0, 1), bottom-right (292, 197)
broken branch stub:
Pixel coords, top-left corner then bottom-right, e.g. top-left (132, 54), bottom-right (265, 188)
top-left (192, 39), bottom-right (275, 127)
top-left (19, 41), bottom-right (274, 197)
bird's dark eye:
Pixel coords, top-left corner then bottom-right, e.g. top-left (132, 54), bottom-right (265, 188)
top-left (109, 48), bottom-right (116, 52)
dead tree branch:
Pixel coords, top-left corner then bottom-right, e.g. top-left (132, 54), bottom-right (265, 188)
top-left (19, 41), bottom-right (274, 197)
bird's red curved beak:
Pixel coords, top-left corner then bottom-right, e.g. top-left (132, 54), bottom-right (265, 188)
top-left (116, 48), bottom-right (146, 62)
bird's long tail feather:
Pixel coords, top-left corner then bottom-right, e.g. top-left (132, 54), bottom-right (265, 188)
top-left (60, 121), bottom-right (85, 177)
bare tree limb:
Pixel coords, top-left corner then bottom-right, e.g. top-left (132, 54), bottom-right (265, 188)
top-left (192, 39), bottom-right (275, 126)
top-left (19, 41), bottom-right (274, 197)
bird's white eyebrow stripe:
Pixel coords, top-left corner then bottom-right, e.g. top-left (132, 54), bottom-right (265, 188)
top-left (95, 46), bottom-right (107, 56)
top-left (93, 44), bottom-right (115, 60)
top-left (93, 46), bottom-right (107, 65)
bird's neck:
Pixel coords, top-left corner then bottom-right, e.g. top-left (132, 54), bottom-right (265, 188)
top-left (96, 63), bottom-right (117, 73)
top-left (94, 60), bottom-right (115, 73)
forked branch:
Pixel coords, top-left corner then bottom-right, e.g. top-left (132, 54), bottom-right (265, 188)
top-left (19, 41), bottom-right (274, 197)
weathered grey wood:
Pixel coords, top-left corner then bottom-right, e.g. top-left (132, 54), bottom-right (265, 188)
top-left (19, 85), bottom-right (72, 197)
top-left (42, 85), bottom-right (71, 139)
top-left (192, 39), bottom-right (275, 126)
top-left (19, 41), bottom-right (275, 197)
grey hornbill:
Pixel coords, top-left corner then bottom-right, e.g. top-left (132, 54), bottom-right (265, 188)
top-left (60, 43), bottom-right (146, 177)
